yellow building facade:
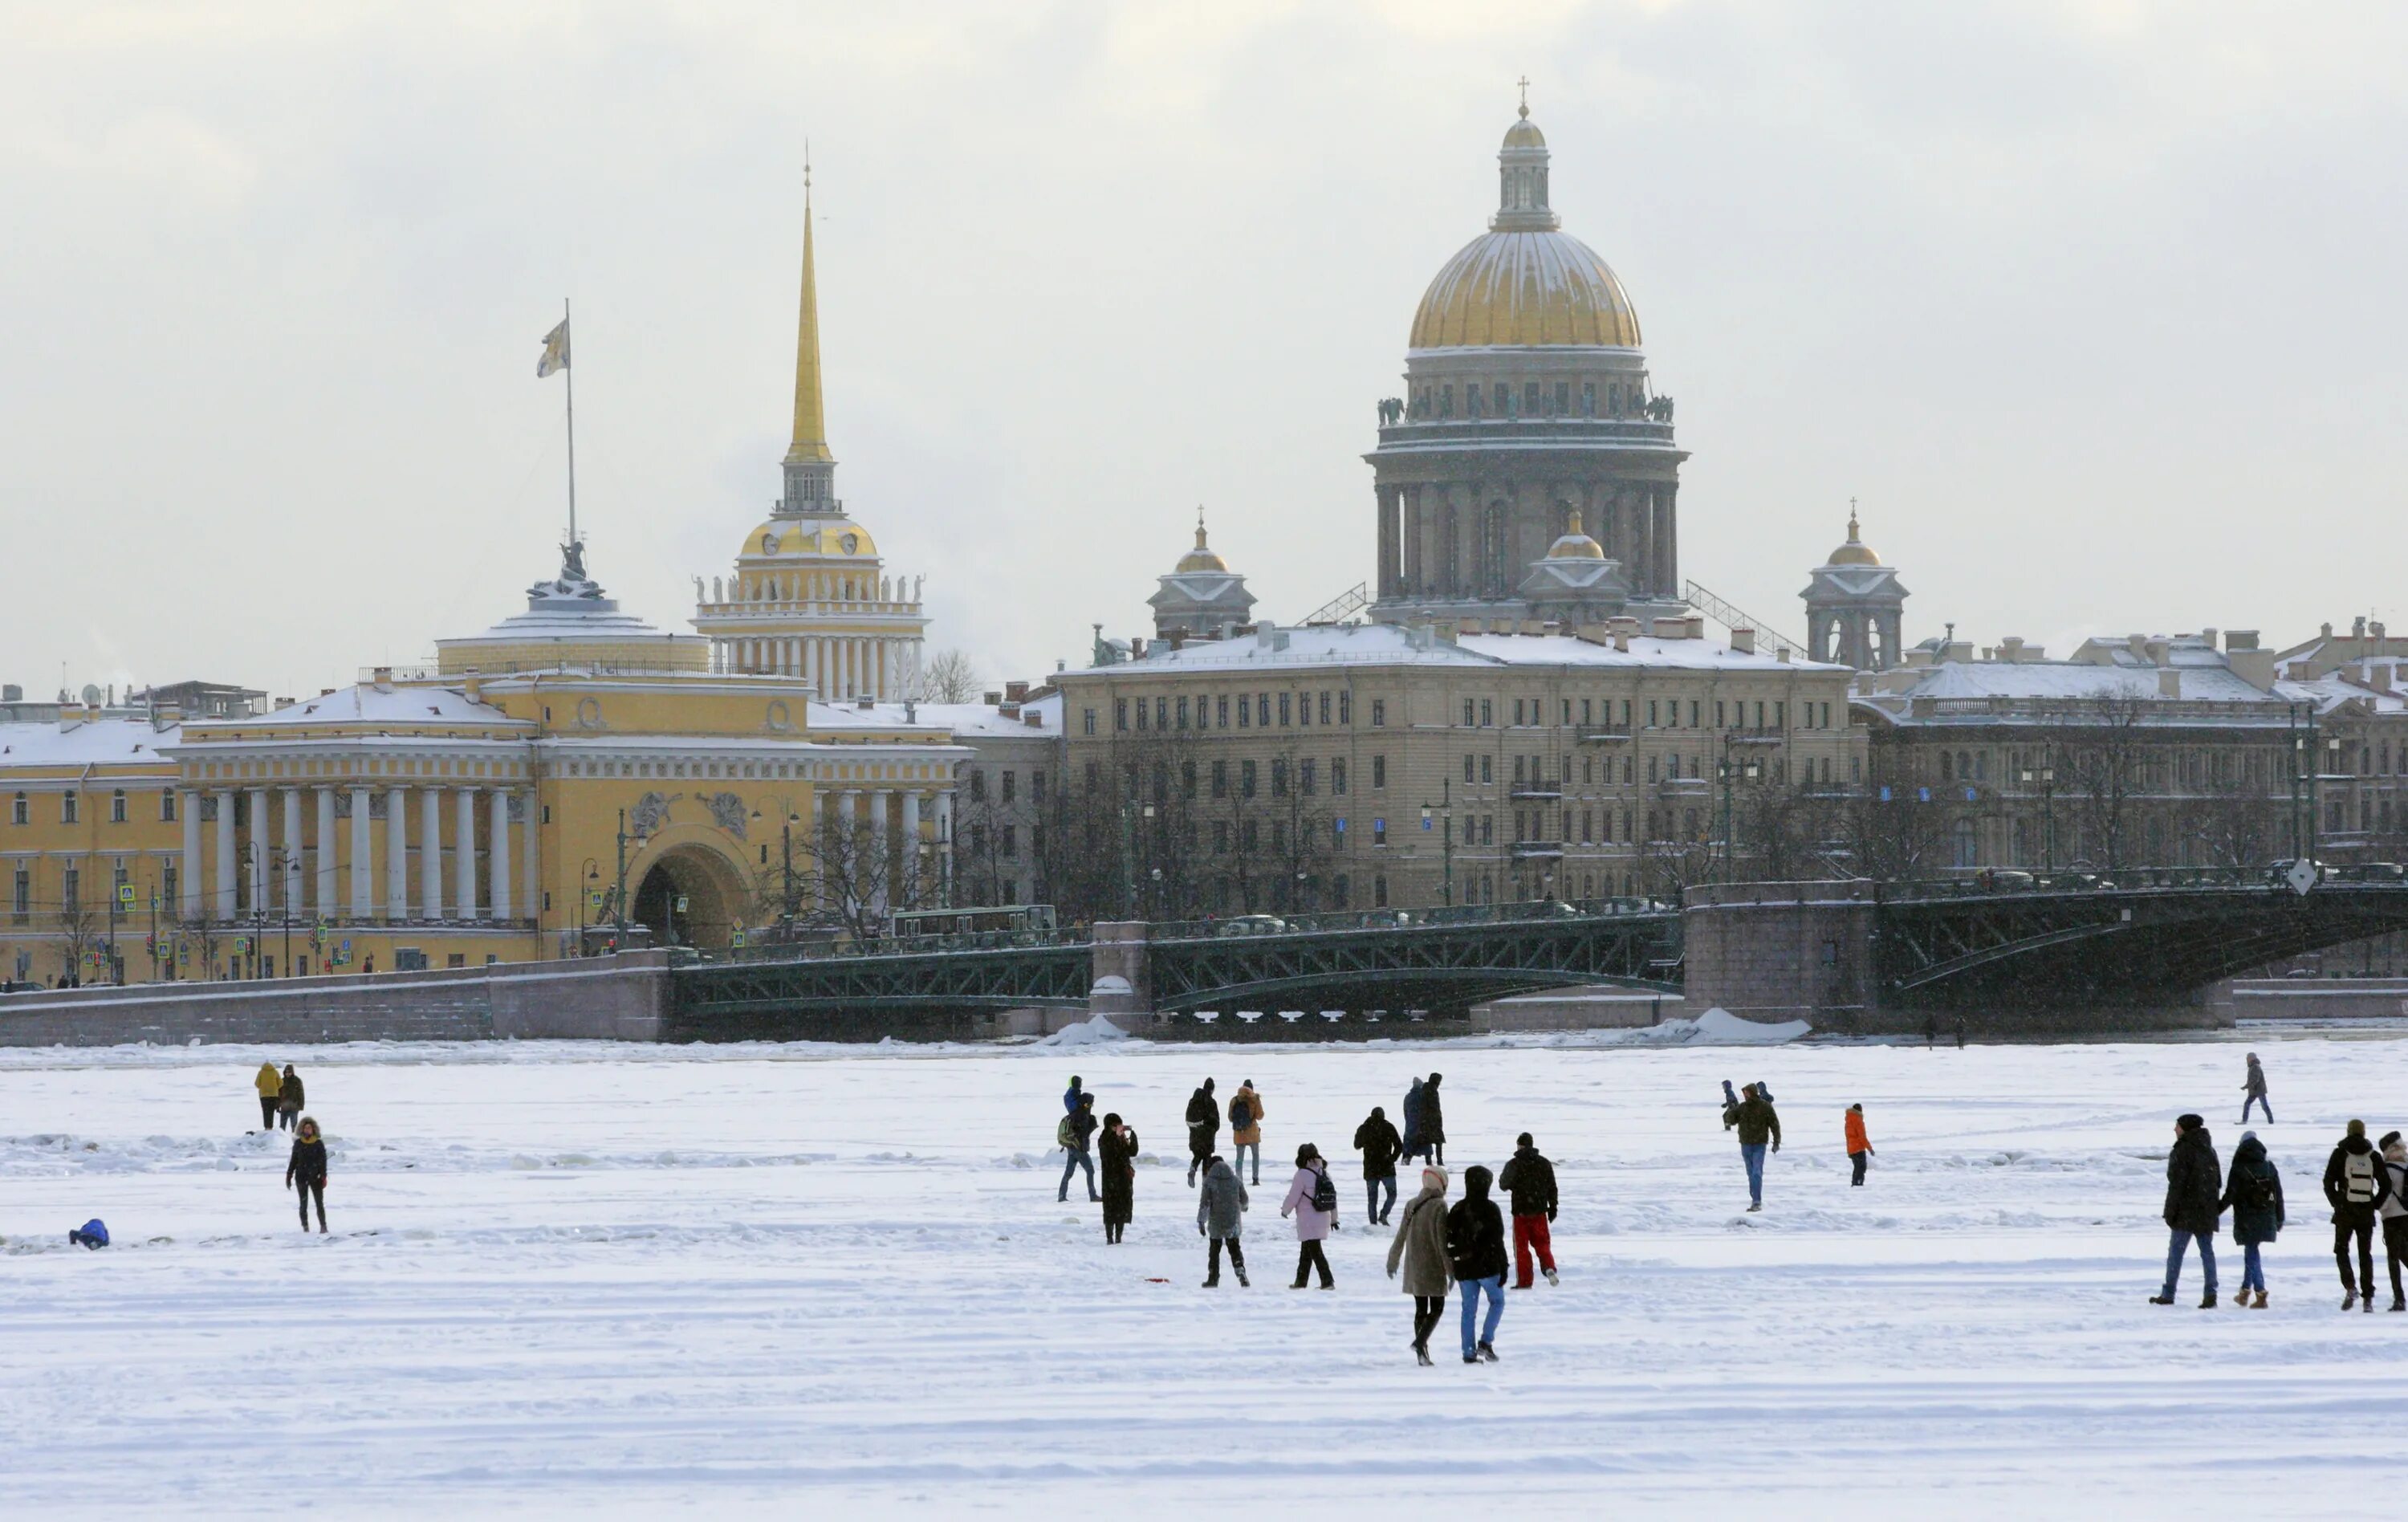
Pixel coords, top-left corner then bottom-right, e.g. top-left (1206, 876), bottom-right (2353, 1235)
top-left (0, 205), bottom-right (962, 986)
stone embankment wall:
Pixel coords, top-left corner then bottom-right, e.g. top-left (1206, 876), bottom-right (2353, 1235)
top-left (0, 953), bottom-right (670, 1047)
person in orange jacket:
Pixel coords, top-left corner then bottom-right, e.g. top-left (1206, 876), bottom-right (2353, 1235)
top-left (1845, 1103), bottom-right (1873, 1186)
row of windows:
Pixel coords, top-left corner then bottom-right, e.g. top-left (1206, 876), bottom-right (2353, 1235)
top-left (1468, 697), bottom-right (1830, 731)
top-left (1469, 753), bottom-right (1848, 787)
top-left (1100, 755), bottom-right (1384, 803)
top-left (9, 789), bottom-right (172, 826)
top-left (967, 768), bottom-right (1047, 805)
top-left (7, 861), bottom-right (157, 921)
top-left (1410, 379), bottom-right (1637, 421)
top-left (1105, 690), bottom-right (1364, 736)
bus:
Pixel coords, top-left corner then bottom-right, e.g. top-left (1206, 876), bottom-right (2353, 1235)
top-left (887, 904), bottom-right (1060, 949)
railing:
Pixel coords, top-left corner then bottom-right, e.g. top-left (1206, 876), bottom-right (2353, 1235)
top-left (1682, 581), bottom-right (1806, 662)
top-left (1576, 727), bottom-right (1634, 743)
top-left (1509, 840), bottom-right (1565, 859)
top-left (1146, 896), bottom-right (1675, 944)
top-left (1872, 866), bottom-right (2314, 903)
top-left (1508, 785), bottom-right (1563, 800)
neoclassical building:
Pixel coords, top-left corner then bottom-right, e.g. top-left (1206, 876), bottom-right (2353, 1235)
top-left (1147, 512), bottom-right (1257, 641)
top-left (1369, 100), bottom-right (1688, 626)
top-left (692, 180), bottom-right (930, 701)
top-left (1803, 509), bottom-right (1909, 671)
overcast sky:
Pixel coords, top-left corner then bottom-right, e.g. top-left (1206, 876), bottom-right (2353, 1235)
top-left (4, 1), bottom-right (2403, 703)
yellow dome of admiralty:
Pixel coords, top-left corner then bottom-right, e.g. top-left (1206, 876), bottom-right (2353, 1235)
top-left (743, 517), bottom-right (879, 561)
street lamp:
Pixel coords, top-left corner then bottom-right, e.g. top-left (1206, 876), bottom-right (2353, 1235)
top-left (2020, 755), bottom-right (2056, 873)
top-left (749, 801), bottom-right (805, 926)
top-left (613, 808), bottom-right (630, 950)
top-left (1419, 777), bottom-right (1454, 907)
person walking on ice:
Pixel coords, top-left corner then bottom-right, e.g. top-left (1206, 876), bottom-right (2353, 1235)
top-left (285, 1116), bottom-right (328, 1233)
top-left (1279, 1143), bottom-right (1339, 1288)
top-left (1400, 1076), bottom-right (1427, 1166)
top-left (1353, 1105), bottom-right (1403, 1225)
top-left (252, 1061), bottom-right (283, 1131)
top-left (1723, 1083), bottom-right (1780, 1211)
top-left (277, 1064), bottom-right (305, 1133)
top-left (1185, 1077), bottom-right (1219, 1188)
top-left (1446, 1164), bottom-right (1507, 1362)
top-left (1099, 1113), bottom-right (1139, 1245)
top-left (2151, 1113), bottom-right (2222, 1306)
top-left (1386, 1166), bottom-right (1453, 1365)
top-left (1845, 1103), bottom-right (1874, 1186)
top-left (2241, 1053), bottom-right (2272, 1125)
top-left (2380, 1131), bottom-right (2408, 1312)
top-left (1498, 1132), bottom-right (1558, 1288)
top-left (2325, 1118), bottom-right (2393, 1311)
top-left (1229, 1080), bottom-right (1265, 1187)
top-left (1197, 1153), bottom-right (1249, 1287)
top-left (1058, 1092), bottom-right (1101, 1204)
top-left (2222, 1129), bottom-right (2284, 1308)
top-left (1420, 1072), bottom-right (1447, 1167)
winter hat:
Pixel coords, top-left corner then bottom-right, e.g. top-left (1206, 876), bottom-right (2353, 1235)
top-left (2383, 1131), bottom-right (2404, 1150)
top-left (1516, 1132), bottom-right (1534, 1147)
top-left (2349, 1118), bottom-right (2367, 1138)
top-left (2176, 1113), bottom-right (2204, 1132)
top-left (1849, 1103), bottom-right (1863, 1113)
top-left (1422, 1166), bottom-right (1449, 1191)
top-left (1103, 1112), bottom-right (1123, 1128)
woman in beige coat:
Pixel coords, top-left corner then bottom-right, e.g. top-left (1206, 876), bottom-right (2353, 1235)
top-left (1385, 1166), bottom-right (1453, 1365)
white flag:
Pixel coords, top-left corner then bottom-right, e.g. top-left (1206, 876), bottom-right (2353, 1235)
top-left (535, 317), bottom-right (570, 377)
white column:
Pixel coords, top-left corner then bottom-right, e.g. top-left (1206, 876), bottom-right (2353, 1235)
top-left (385, 787), bottom-right (409, 922)
top-left (246, 787), bottom-right (269, 910)
top-left (180, 789), bottom-right (201, 918)
top-left (454, 786), bottom-right (478, 920)
top-left (315, 787), bottom-right (337, 913)
top-left (934, 790), bottom-right (954, 905)
top-left (212, 790), bottom-right (236, 918)
top-left (521, 792), bottom-right (539, 933)
top-left (349, 787), bottom-right (372, 917)
top-left (868, 792), bottom-right (889, 917)
top-left (489, 787), bottom-right (512, 920)
top-left (878, 641), bottom-right (890, 700)
top-left (282, 789), bottom-right (303, 911)
top-left (420, 785), bottom-right (443, 918)
top-left (901, 791), bottom-right (921, 906)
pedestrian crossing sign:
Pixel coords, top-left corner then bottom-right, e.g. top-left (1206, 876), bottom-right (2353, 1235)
top-left (116, 884), bottom-right (136, 909)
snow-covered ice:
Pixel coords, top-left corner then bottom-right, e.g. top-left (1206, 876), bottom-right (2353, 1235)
top-left (5, 1032), bottom-right (2408, 1516)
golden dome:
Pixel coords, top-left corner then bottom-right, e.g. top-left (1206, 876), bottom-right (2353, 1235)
top-left (1175, 511), bottom-right (1228, 574)
top-left (1411, 232), bottom-right (1640, 348)
top-left (744, 517), bottom-right (878, 560)
top-left (1503, 107), bottom-right (1545, 150)
top-left (1827, 508), bottom-right (1880, 566)
top-left (1546, 509), bottom-right (1605, 560)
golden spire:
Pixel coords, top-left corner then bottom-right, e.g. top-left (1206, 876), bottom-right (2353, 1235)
top-left (1194, 506), bottom-right (1209, 551)
top-left (785, 149), bottom-right (832, 466)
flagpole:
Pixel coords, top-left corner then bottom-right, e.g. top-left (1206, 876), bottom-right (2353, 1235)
top-left (563, 297), bottom-right (579, 548)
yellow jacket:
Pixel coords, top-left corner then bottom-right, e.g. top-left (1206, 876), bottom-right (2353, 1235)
top-left (254, 1063), bottom-right (283, 1098)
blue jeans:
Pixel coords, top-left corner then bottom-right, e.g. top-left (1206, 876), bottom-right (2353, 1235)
top-left (2243, 1094), bottom-right (2272, 1123)
top-left (1740, 1143), bottom-right (1767, 1206)
top-left (2162, 1228), bottom-right (2219, 1296)
top-left (1234, 1142), bottom-right (1259, 1184)
top-left (1059, 1149), bottom-right (1096, 1201)
top-left (2240, 1241), bottom-right (2265, 1293)
top-left (1459, 1275), bottom-right (1503, 1354)
top-left (1367, 1174), bottom-right (1397, 1221)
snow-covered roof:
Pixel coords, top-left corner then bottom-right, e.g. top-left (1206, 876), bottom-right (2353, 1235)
top-left (1071, 623), bottom-right (1848, 677)
top-left (197, 684), bottom-right (528, 730)
top-left (1880, 661), bottom-right (2278, 706)
top-left (912, 694), bottom-right (1064, 738)
top-left (0, 718), bottom-right (181, 770)
top-left (2276, 673), bottom-right (2408, 717)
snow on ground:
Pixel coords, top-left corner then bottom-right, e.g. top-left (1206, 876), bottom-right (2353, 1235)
top-left (5, 1032), bottom-right (2408, 1516)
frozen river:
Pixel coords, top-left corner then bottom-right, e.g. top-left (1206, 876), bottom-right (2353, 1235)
top-left (5, 1030), bottom-right (2407, 1516)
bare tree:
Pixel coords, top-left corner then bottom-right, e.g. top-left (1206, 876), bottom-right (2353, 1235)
top-left (2055, 694), bottom-right (2150, 871)
top-left (2177, 754), bottom-right (2287, 870)
top-left (55, 877), bottom-right (101, 985)
top-left (921, 648), bottom-right (981, 704)
top-left (1841, 788), bottom-right (1951, 882)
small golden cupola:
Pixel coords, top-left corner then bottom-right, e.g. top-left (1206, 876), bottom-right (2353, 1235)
top-left (1175, 510), bottom-right (1230, 574)
top-left (1827, 507), bottom-right (1881, 566)
top-left (1546, 509), bottom-right (1607, 560)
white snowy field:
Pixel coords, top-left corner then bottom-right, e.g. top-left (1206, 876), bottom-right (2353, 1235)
top-left (6, 1031), bottom-right (2408, 1518)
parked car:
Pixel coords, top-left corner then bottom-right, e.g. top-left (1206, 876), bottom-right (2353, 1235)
top-left (2264, 859), bottom-right (2331, 888)
top-left (1214, 914), bottom-right (1291, 937)
top-left (2335, 862), bottom-right (2406, 883)
top-left (1975, 868), bottom-right (2037, 892)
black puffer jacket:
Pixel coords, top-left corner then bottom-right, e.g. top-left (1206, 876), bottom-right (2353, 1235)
top-left (2324, 1135), bottom-right (2393, 1224)
top-left (285, 1136), bottom-right (327, 1186)
top-left (2162, 1125), bottom-right (2222, 1237)
top-left (1352, 1111), bottom-right (1403, 1180)
top-left (1443, 1164), bottom-right (1507, 1281)
top-left (1499, 1146), bottom-right (1558, 1219)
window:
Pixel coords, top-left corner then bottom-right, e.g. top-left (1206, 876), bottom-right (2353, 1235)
top-left (1582, 381), bottom-right (1596, 415)
top-left (1555, 380), bottom-right (1570, 413)
top-left (1716, 702), bottom-right (1726, 729)
top-left (1033, 770), bottom-right (1047, 804)
top-left (1211, 759), bottom-right (1229, 798)
top-left (1135, 698), bottom-right (1149, 730)
top-left (1333, 759), bottom-right (1348, 795)
top-left (970, 770), bottom-right (987, 802)
top-left (970, 823), bottom-right (988, 857)
top-left (1562, 699), bottom-right (1572, 726)
top-left (1952, 817), bottom-right (1978, 869)
top-left (1084, 762), bottom-right (1100, 795)
top-left (161, 792), bottom-right (177, 822)
top-left (110, 789), bottom-right (127, 823)
top-left (1151, 763), bottom-right (1168, 801)
top-left (1279, 694), bottom-right (1291, 726)
top-left (1214, 820), bottom-right (1230, 853)
top-left (1648, 756), bottom-right (1659, 783)
top-left (1374, 873), bottom-right (1388, 907)
top-left (1083, 708), bottom-right (1097, 736)
top-left (1649, 700), bottom-right (1659, 728)
top-left (1003, 825), bottom-right (1019, 858)
top-left (1155, 698), bottom-right (1168, 730)
top-left (1463, 755), bottom-right (1476, 784)
top-left (1367, 755), bottom-right (1383, 791)
top-left (1258, 694), bottom-right (1271, 726)
top-left (1002, 771), bottom-right (1017, 804)
top-left (63, 866), bottom-right (79, 910)
top-left (1775, 702), bottom-right (1785, 729)
top-left (1481, 816), bottom-right (1495, 845)
top-left (1481, 700), bottom-right (1494, 727)
top-left (1238, 695), bottom-right (1251, 728)
top-left (1513, 755), bottom-right (1527, 783)
top-left (61, 793), bottom-right (78, 824)
top-left (1373, 818), bottom-right (1387, 847)
top-left (1176, 697), bottom-right (1189, 730)
top-left (11, 867), bottom-right (26, 920)
top-left (1241, 760), bottom-right (1258, 799)
top-left (1271, 759), bottom-right (1289, 797)
top-left (1338, 692), bottom-right (1351, 724)
top-left (1320, 693), bottom-right (1332, 725)
top-left (1217, 696), bottom-right (1229, 727)
top-left (1369, 698), bottom-right (1385, 729)
top-left (1114, 698), bottom-right (1128, 731)
top-left (163, 864), bottom-right (177, 905)
top-left (1481, 755), bottom-right (1494, 783)
top-left (1441, 384), bottom-right (1454, 417)
top-left (1463, 699), bottom-right (1475, 727)
top-left (1526, 380), bottom-right (1542, 414)
top-left (1181, 761), bottom-right (1197, 799)
top-left (1300, 760), bottom-right (1317, 796)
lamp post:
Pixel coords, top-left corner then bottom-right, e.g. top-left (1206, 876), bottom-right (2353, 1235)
top-left (2021, 754), bottom-right (2057, 874)
top-left (613, 808), bottom-right (629, 949)
top-left (1419, 777), bottom-right (1454, 907)
top-left (749, 800), bottom-right (804, 926)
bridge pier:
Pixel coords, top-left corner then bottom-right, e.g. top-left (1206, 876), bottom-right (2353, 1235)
top-left (1683, 881), bottom-right (1877, 1028)
top-left (1088, 921), bottom-right (1153, 1026)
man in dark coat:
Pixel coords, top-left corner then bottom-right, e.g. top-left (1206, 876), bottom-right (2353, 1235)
top-left (2323, 1117), bottom-right (2393, 1311)
top-left (1185, 1078), bottom-right (1219, 1187)
top-left (1098, 1113), bottom-right (1139, 1244)
top-left (2151, 1113), bottom-right (2222, 1306)
top-left (1498, 1132), bottom-right (1560, 1288)
top-left (1352, 1105), bottom-right (1404, 1225)
top-left (1723, 1084), bottom-right (1781, 1211)
top-left (1444, 1163), bottom-right (1507, 1363)
top-left (1420, 1073), bottom-right (1447, 1166)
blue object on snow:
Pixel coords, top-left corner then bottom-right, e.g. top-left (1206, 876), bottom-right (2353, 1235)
top-left (68, 1219), bottom-right (108, 1249)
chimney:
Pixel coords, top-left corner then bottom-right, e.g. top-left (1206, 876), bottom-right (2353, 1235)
top-left (2225, 629), bottom-right (2260, 653)
top-left (2371, 664), bottom-right (2394, 694)
top-left (982, 690), bottom-right (1003, 706)
top-left (1005, 680), bottom-right (1029, 704)
top-left (1776, 647), bottom-right (1792, 663)
top-left (1999, 636), bottom-right (2024, 663)
top-left (463, 671), bottom-right (482, 704)
top-left (856, 694), bottom-right (874, 710)
top-left (2158, 668), bottom-right (2181, 698)
top-left (1651, 617), bottom-right (1687, 640)
top-left (1730, 628), bottom-right (1755, 655)
top-left (2144, 637), bottom-right (2170, 666)
top-left (999, 700), bottom-right (1021, 719)
top-left (1129, 637), bottom-right (1148, 659)
top-left (372, 666), bottom-right (394, 693)
top-left (1613, 629), bottom-right (1632, 653)
top-left (1685, 615), bottom-right (1707, 641)
top-left (2353, 615), bottom-right (2368, 640)
top-left (154, 702), bottom-right (183, 730)
top-left (2229, 648), bottom-right (2276, 692)
top-left (1024, 710), bottom-right (1045, 728)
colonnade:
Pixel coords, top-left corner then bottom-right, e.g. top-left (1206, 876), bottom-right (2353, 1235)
top-left (807, 786), bottom-right (953, 914)
top-left (178, 783), bottom-right (527, 925)
top-left (1381, 478), bottom-right (1680, 602)
top-left (717, 634), bottom-right (920, 702)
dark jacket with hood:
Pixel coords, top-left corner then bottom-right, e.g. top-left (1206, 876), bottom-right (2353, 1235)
top-left (1185, 1084), bottom-right (1219, 1158)
top-left (285, 1133), bottom-right (327, 1186)
top-left (2220, 1133), bottom-right (2284, 1246)
top-left (1499, 1145), bottom-right (1558, 1219)
top-left (2162, 1124), bottom-right (2222, 1236)
top-left (2324, 1133), bottom-right (2393, 1224)
top-left (1419, 1077), bottom-right (1446, 1145)
top-left (1353, 1110), bottom-right (1403, 1179)
top-left (1724, 1093), bottom-right (1780, 1148)
top-left (278, 1068), bottom-right (305, 1113)
top-left (1197, 1158), bottom-right (1249, 1239)
top-left (1099, 1125), bottom-right (1138, 1227)
top-left (1442, 1164), bottom-right (1507, 1281)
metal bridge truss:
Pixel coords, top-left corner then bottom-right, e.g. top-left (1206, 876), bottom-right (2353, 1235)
top-left (1875, 884), bottom-right (2408, 1009)
top-left (1145, 915), bottom-right (1680, 1014)
top-left (676, 942), bottom-right (1094, 1021)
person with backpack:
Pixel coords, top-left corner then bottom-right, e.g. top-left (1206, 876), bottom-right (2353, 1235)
top-left (2240, 1053), bottom-right (2271, 1124)
top-left (1185, 1078), bottom-right (1219, 1188)
top-left (2151, 1113), bottom-right (2222, 1307)
top-left (1058, 1092), bottom-right (1101, 1204)
top-left (1099, 1113), bottom-right (1139, 1245)
top-left (1421, 1073), bottom-right (1448, 1167)
top-left (1197, 1153), bottom-right (1250, 1287)
top-left (1228, 1080), bottom-right (1265, 1187)
top-left (1279, 1143), bottom-right (1340, 1288)
top-left (1445, 1163), bottom-right (1507, 1363)
top-left (2222, 1129), bottom-right (2284, 1308)
top-left (1386, 1166), bottom-right (1453, 1365)
top-left (276, 1064), bottom-right (305, 1133)
top-left (1498, 1132), bottom-right (1559, 1288)
top-left (285, 1115), bottom-right (328, 1233)
top-left (1723, 1083), bottom-right (1781, 1212)
top-left (1400, 1077), bottom-right (1427, 1165)
top-left (252, 1061), bottom-right (283, 1131)
top-left (2324, 1118), bottom-right (2393, 1311)
top-left (1845, 1103), bottom-right (1873, 1186)
top-left (2380, 1131), bottom-right (2408, 1312)
top-left (1353, 1105), bottom-right (1404, 1225)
